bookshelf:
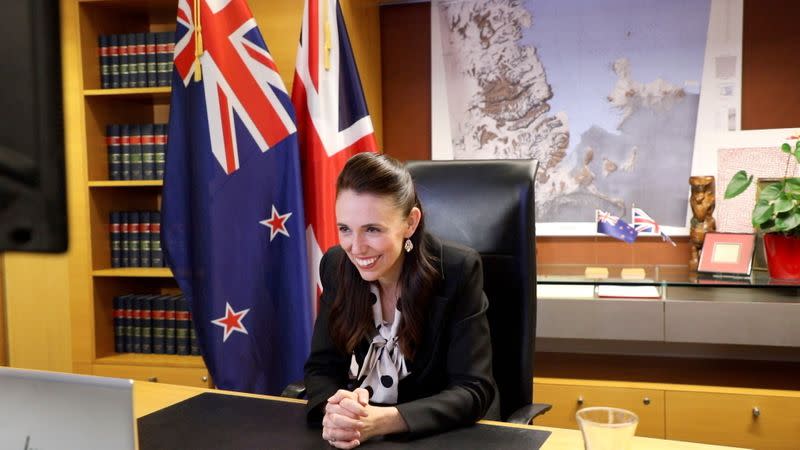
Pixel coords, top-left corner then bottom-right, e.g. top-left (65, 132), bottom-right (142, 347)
top-left (56, 0), bottom-right (381, 387)
top-left (63, 0), bottom-right (209, 388)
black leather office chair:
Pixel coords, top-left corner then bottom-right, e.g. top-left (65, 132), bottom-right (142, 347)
top-left (406, 159), bottom-right (550, 424)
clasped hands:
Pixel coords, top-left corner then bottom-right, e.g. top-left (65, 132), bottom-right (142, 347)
top-left (321, 388), bottom-right (408, 449)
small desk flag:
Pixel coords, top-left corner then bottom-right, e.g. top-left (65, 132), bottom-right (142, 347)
top-left (596, 210), bottom-right (638, 243)
top-left (632, 207), bottom-right (676, 246)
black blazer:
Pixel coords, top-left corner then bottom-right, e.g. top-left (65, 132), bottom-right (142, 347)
top-left (304, 233), bottom-right (499, 438)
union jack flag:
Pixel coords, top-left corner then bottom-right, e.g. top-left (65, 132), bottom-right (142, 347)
top-left (162, 0), bottom-right (313, 395)
top-left (632, 207), bottom-right (660, 233)
top-left (292, 0), bottom-right (378, 317)
top-left (632, 206), bottom-right (676, 246)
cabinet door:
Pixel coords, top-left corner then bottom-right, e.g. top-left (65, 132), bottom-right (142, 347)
top-left (666, 391), bottom-right (800, 450)
top-left (93, 364), bottom-right (211, 388)
top-left (534, 382), bottom-right (665, 438)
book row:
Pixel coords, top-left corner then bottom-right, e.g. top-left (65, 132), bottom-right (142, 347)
top-left (113, 294), bottom-right (199, 356)
top-left (110, 211), bottom-right (164, 268)
top-left (107, 123), bottom-right (168, 181)
top-left (98, 32), bottom-right (175, 89)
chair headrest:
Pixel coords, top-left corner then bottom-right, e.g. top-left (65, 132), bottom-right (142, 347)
top-left (406, 160), bottom-right (538, 254)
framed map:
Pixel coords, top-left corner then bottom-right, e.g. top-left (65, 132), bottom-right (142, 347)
top-left (432, 0), bottom-right (743, 236)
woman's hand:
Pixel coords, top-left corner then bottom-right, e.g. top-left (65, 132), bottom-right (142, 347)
top-left (322, 388), bottom-right (410, 448)
top-left (322, 389), bottom-right (369, 448)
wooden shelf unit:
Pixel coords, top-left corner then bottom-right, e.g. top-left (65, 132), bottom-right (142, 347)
top-left (533, 353), bottom-right (800, 449)
top-left (63, 0), bottom-right (210, 387)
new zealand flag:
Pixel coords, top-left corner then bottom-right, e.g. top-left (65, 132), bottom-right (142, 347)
top-left (596, 210), bottom-right (638, 244)
top-left (162, 0), bottom-right (313, 394)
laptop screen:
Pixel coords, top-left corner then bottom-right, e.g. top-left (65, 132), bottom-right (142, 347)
top-left (0, 367), bottom-right (134, 450)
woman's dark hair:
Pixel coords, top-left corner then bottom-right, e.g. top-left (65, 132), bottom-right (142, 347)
top-left (329, 153), bottom-right (439, 360)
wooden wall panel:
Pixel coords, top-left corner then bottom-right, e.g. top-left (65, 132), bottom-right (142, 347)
top-left (380, 2), bottom-right (430, 161)
top-left (741, 0), bottom-right (800, 130)
top-left (536, 237), bottom-right (690, 266)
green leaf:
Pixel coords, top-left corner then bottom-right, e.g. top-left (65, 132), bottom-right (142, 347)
top-left (724, 170), bottom-right (753, 199)
top-left (782, 143), bottom-right (792, 153)
top-left (786, 178), bottom-right (800, 195)
top-left (758, 182), bottom-right (783, 201)
top-left (752, 200), bottom-right (774, 226)
top-left (760, 219), bottom-right (777, 232)
top-left (773, 194), bottom-right (795, 214)
top-left (794, 149), bottom-right (800, 164)
top-left (775, 210), bottom-right (800, 232)
top-left (796, 140), bottom-right (800, 151)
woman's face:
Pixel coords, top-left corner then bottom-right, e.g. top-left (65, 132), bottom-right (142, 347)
top-left (335, 189), bottom-right (420, 287)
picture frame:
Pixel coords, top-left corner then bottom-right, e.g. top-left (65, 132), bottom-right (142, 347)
top-left (697, 232), bottom-right (756, 276)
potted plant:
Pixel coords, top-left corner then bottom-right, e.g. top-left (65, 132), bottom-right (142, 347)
top-left (724, 137), bottom-right (800, 279)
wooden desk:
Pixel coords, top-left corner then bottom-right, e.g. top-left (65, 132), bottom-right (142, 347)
top-left (134, 382), bottom-right (749, 450)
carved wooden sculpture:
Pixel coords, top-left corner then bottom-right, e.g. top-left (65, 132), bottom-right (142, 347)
top-left (689, 176), bottom-right (716, 271)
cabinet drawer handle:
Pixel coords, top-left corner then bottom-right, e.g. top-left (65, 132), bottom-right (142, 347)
top-left (202, 376), bottom-right (208, 382)
top-left (577, 396), bottom-right (584, 406)
top-left (147, 376), bottom-right (158, 383)
top-left (643, 397), bottom-right (651, 406)
top-left (752, 407), bottom-right (760, 418)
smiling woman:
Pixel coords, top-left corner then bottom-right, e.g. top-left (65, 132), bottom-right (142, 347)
top-left (304, 153), bottom-right (499, 448)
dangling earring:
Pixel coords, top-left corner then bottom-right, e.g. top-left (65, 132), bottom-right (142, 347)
top-left (404, 238), bottom-right (414, 253)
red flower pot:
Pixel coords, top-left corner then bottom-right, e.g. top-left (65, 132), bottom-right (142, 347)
top-left (764, 233), bottom-right (800, 280)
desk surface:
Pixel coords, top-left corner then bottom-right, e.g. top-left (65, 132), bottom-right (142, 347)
top-left (134, 382), bottom-right (748, 450)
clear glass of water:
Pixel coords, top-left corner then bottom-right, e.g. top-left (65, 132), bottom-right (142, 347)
top-left (576, 406), bottom-right (639, 450)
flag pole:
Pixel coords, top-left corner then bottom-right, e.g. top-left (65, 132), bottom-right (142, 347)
top-left (193, 0), bottom-right (203, 81)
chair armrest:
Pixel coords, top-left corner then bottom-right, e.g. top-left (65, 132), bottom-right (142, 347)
top-left (280, 381), bottom-right (307, 399)
top-left (506, 402), bottom-right (552, 424)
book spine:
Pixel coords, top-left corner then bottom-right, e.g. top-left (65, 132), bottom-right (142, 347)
top-left (119, 33), bottom-right (129, 88)
top-left (126, 33), bottom-right (137, 88)
top-left (145, 32), bottom-right (157, 88)
top-left (123, 294), bottom-right (133, 352)
top-left (164, 295), bottom-right (176, 354)
top-left (140, 211), bottom-right (151, 267)
top-left (110, 211), bottom-right (121, 268)
top-left (189, 311), bottom-right (200, 355)
top-left (141, 123), bottom-right (155, 180)
top-left (120, 124), bottom-right (131, 180)
top-left (110, 34), bottom-right (120, 88)
top-left (128, 211), bottom-right (140, 268)
top-left (150, 211), bottom-right (163, 267)
top-left (155, 32), bottom-right (168, 87)
top-left (99, 35), bottom-right (110, 89)
top-left (140, 295), bottom-right (153, 354)
top-left (120, 211), bottom-right (130, 267)
top-left (113, 295), bottom-right (124, 352)
top-left (165, 32), bottom-right (175, 81)
top-left (151, 296), bottom-right (165, 354)
top-left (107, 124), bottom-right (121, 180)
top-left (175, 295), bottom-right (190, 355)
top-left (154, 124), bottom-right (166, 179)
top-left (132, 295), bottom-right (142, 353)
top-left (129, 124), bottom-right (143, 180)
top-left (135, 32), bottom-right (147, 88)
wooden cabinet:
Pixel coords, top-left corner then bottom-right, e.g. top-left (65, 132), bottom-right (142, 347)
top-left (94, 363), bottom-right (211, 388)
top-left (534, 379), bottom-right (665, 438)
top-left (534, 377), bottom-right (800, 450)
top-left (666, 390), bottom-right (800, 450)
top-left (61, 0), bottom-right (208, 387)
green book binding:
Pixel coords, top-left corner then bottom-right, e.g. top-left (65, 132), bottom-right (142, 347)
top-left (164, 295), bottom-right (176, 354)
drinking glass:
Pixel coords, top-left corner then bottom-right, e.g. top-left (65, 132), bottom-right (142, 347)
top-left (576, 406), bottom-right (638, 450)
